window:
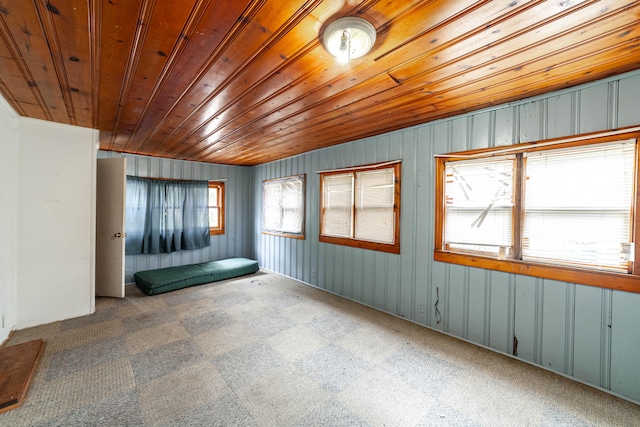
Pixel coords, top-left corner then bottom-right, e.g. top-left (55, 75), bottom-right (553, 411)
top-left (208, 181), bottom-right (224, 235)
top-left (320, 161), bottom-right (401, 254)
top-left (435, 127), bottom-right (640, 292)
top-left (262, 174), bottom-right (305, 239)
top-left (126, 177), bottom-right (211, 254)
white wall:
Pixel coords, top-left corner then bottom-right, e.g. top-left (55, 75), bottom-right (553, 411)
top-left (0, 97), bottom-right (18, 343)
top-left (16, 118), bottom-right (97, 329)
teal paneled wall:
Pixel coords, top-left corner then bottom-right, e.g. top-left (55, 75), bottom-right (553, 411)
top-left (251, 70), bottom-right (640, 404)
top-left (97, 151), bottom-right (253, 284)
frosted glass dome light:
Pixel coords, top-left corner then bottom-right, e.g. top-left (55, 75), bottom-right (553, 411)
top-left (323, 17), bottom-right (376, 63)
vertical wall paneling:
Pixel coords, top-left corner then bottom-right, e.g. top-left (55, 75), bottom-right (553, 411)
top-left (608, 80), bottom-right (618, 129)
top-left (564, 283), bottom-right (576, 376)
top-left (610, 290), bottom-right (640, 402)
top-left (362, 245), bottom-right (375, 307)
top-left (250, 70), bottom-right (640, 404)
top-left (600, 288), bottom-right (613, 391)
top-left (573, 285), bottom-right (604, 386)
top-left (488, 271), bottom-right (512, 354)
top-left (467, 267), bottom-right (487, 345)
top-left (579, 83), bottom-right (609, 133)
top-left (494, 107), bottom-right (515, 147)
top-left (414, 125), bottom-right (432, 325)
top-left (309, 151), bottom-right (320, 286)
top-left (400, 130), bottom-right (417, 318)
top-left (540, 280), bottom-right (568, 374)
top-left (387, 132), bottom-right (403, 315)
top-left (98, 151), bottom-right (252, 283)
top-left (470, 111), bottom-right (490, 149)
top-left (374, 251), bottom-right (386, 310)
top-left (431, 261), bottom-right (447, 332)
top-left (518, 101), bottom-right (542, 143)
top-left (546, 93), bottom-right (573, 139)
top-left (513, 276), bottom-right (538, 362)
top-left (618, 73), bottom-right (640, 127)
top-left (447, 264), bottom-right (467, 339)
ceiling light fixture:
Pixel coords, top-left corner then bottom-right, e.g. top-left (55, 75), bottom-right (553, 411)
top-left (323, 17), bottom-right (376, 63)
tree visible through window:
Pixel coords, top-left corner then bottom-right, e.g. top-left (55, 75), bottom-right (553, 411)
top-left (320, 161), bottom-right (401, 254)
top-left (435, 127), bottom-right (640, 292)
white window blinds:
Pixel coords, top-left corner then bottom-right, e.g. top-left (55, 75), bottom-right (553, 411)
top-left (321, 166), bottom-right (397, 244)
top-left (523, 140), bottom-right (635, 271)
top-left (355, 168), bottom-right (395, 244)
top-left (444, 156), bottom-right (514, 256)
top-left (322, 173), bottom-right (353, 238)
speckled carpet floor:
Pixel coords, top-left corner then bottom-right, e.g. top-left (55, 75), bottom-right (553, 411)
top-left (1, 270), bottom-right (639, 426)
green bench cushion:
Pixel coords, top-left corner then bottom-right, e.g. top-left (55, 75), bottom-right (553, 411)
top-left (133, 257), bottom-right (259, 296)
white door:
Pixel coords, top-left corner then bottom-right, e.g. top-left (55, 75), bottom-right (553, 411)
top-left (96, 157), bottom-right (126, 298)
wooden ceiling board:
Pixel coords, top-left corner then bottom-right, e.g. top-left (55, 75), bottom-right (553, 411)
top-left (164, 0), bottom-right (580, 162)
top-left (226, 2), bottom-right (640, 163)
top-left (41, 0), bottom-right (94, 128)
top-left (119, 0), bottom-right (256, 153)
top-left (0, 0), bottom-right (68, 123)
top-left (0, 0), bottom-right (639, 165)
top-left (182, 1), bottom-right (489, 158)
top-left (153, 10), bottom-right (325, 158)
top-left (0, 36), bottom-right (41, 117)
top-left (141, 0), bottom-right (330, 157)
top-left (219, 43), bottom-right (640, 165)
top-left (98, 0), bottom-right (149, 146)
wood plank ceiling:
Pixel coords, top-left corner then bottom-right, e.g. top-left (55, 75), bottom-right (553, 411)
top-left (0, 0), bottom-right (639, 166)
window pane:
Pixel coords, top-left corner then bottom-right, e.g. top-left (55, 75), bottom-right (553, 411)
top-left (523, 140), bottom-right (634, 270)
top-left (208, 187), bottom-right (218, 206)
top-left (444, 157), bottom-right (514, 255)
top-left (263, 182), bottom-right (282, 231)
top-left (209, 207), bottom-right (219, 228)
top-left (262, 176), bottom-right (304, 235)
top-left (355, 168), bottom-right (395, 243)
top-left (280, 178), bottom-right (304, 234)
top-left (322, 173), bottom-right (353, 237)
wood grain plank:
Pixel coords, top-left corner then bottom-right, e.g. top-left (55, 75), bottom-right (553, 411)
top-left (98, 0), bottom-right (150, 147)
top-left (0, 1), bottom-right (72, 123)
top-left (250, 1), bottom-right (634, 147)
top-left (140, 0), bottom-right (328, 155)
top-left (35, 0), bottom-right (94, 127)
top-left (0, 339), bottom-right (44, 414)
top-left (209, 17), bottom-right (640, 164)
top-left (111, 0), bottom-right (205, 152)
top-left (166, 0), bottom-right (591, 162)
top-left (154, 0), bottom-right (484, 158)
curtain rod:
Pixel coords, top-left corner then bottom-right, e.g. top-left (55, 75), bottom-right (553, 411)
top-left (129, 176), bottom-right (227, 182)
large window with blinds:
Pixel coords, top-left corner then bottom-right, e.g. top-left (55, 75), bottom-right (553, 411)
top-left (435, 127), bottom-right (640, 292)
top-left (320, 161), bottom-right (401, 254)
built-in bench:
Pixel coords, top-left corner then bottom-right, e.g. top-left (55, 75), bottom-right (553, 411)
top-left (133, 257), bottom-right (259, 296)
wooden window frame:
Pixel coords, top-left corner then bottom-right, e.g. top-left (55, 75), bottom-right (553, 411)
top-left (434, 126), bottom-right (640, 293)
top-left (262, 174), bottom-right (306, 240)
top-left (208, 181), bottom-right (225, 236)
top-left (319, 162), bottom-right (401, 254)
